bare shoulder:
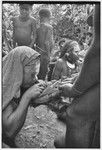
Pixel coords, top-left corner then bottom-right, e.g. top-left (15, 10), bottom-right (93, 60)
top-left (11, 16), bottom-right (19, 22)
top-left (48, 24), bottom-right (53, 30)
top-left (30, 16), bottom-right (36, 23)
top-left (43, 23), bottom-right (53, 30)
top-left (58, 58), bottom-right (64, 63)
top-left (56, 59), bottom-right (63, 66)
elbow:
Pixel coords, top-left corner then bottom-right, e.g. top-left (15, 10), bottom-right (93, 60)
top-left (4, 125), bottom-right (16, 139)
top-left (5, 130), bottom-right (15, 139)
top-left (3, 119), bottom-right (17, 139)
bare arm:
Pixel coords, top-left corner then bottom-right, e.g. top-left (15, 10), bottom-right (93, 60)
top-left (45, 26), bottom-right (54, 54)
top-left (59, 48), bottom-right (100, 98)
top-left (11, 17), bottom-right (17, 48)
top-left (3, 25), bottom-right (12, 51)
top-left (29, 18), bottom-right (37, 48)
top-left (59, 4), bottom-right (100, 98)
top-left (52, 60), bottom-right (62, 80)
top-left (2, 83), bottom-right (45, 138)
top-left (3, 94), bottom-right (31, 138)
top-left (72, 4), bottom-right (100, 94)
top-left (72, 42), bottom-right (100, 94)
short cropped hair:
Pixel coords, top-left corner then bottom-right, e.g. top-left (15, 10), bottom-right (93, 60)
top-left (60, 40), bottom-right (80, 58)
top-left (58, 38), bottom-right (66, 47)
top-left (19, 4), bottom-right (33, 8)
top-left (60, 40), bottom-right (72, 58)
top-left (39, 8), bottom-right (51, 18)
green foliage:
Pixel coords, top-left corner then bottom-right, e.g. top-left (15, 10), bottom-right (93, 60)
top-left (2, 3), bottom-right (95, 52)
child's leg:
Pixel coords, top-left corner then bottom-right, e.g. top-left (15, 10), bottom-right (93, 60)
top-left (38, 56), bottom-right (49, 80)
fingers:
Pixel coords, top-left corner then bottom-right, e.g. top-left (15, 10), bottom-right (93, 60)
top-left (59, 84), bottom-right (66, 90)
top-left (38, 82), bottom-right (47, 88)
top-left (39, 86), bottom-right (45, 91)
top-left (38, 85), bottom-right (46, 94)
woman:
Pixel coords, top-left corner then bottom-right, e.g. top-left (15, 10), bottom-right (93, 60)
top-left (2, 46), bottom-right (46, 147)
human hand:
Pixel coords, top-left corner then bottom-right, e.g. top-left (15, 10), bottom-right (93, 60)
top-left (38, 80), bottom-right (47, 87)
top-left (59, 83), bottom-right (73, 98)
top-left (24, 83), bottom-right (46, 100)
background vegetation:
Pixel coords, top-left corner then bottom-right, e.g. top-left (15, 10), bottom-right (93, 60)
top-left (2, 3), bottom-right (95, 52)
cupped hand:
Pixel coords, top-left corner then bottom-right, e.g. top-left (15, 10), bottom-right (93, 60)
top-left (37, 80), bottom-right (47, 88)
top-left (24, 83), bottom-right (46, 100)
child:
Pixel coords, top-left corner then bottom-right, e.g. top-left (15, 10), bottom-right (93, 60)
top-left (52, 40), bottom-right (79, 81)
top-left (36, 8), bottom-right (54, 80)
top-left (11, 4), bottom-right (36, 48)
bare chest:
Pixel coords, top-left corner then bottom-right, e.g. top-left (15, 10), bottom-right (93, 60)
top-left (14, 18), bottom-right (32, 31)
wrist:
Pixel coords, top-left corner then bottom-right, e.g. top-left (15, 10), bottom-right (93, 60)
top-left (22, 93), bottom-right (31, 102)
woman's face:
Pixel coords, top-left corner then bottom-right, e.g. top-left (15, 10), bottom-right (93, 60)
top-left (22, 59), bottom-right (40, 88)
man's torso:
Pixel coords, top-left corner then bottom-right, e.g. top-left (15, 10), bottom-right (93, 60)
top-left (13, 16), bottom-right (34, 46)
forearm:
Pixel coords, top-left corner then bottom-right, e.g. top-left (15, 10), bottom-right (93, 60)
top-left (30, 38), bottom-right (35, 48)
top-left (12, 37), bottom-right (16, 48)
top-left (30, 29), bottom-right (36, 48)
top-left (52, 73), bottom-right (60, 80)
top-left (72, 46), bottom-right (100, 95)
top-left (3, 29), bottom-right (11, 51)
top-left (5, 94), bottom-right (31, 138)
top-left (52, 68), bottom-right (61, 80)
top-left (12, 25), bottom-right (16, 48)
top-left (61, 4), bottom-right (100, 98)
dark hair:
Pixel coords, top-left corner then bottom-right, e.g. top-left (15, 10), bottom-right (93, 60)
top-left (58, 38), bottom-right (66, 47)
top-left (65, 52), bottom-right (79, 64)
top-left (87, 32), bottom-right (92, 37)
top-left (19, 4), bottom-right (33, 8)
top-left (60, 40), bottom-right (72, 58)
top-left (39, 8), bottom-right (51, 18)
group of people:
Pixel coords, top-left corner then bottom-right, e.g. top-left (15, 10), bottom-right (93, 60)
top-left (2, 3), bottom-right (100, 148)
top-left (3, 4), bottom-right (54, 81)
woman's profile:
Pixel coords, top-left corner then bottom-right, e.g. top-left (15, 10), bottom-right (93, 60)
top-left (2, 46), bottom-right (46, 147)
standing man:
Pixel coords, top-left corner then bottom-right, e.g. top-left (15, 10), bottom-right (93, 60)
top-left (36, 8), bottom-right (54, 80)
top-left (12, 4), bottom-right (36, 48)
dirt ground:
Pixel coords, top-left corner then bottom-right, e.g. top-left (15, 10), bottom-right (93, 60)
top-left (15, 105), bottom-right (66, 148)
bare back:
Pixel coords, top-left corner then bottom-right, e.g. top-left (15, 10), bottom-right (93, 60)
top-left (36, 23), bottom-right (53, 58)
